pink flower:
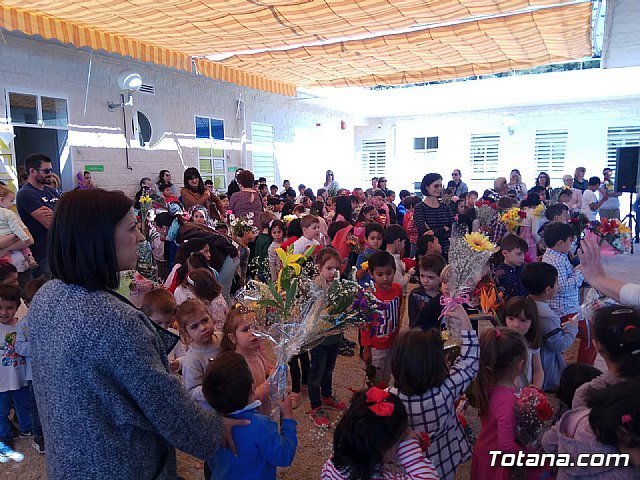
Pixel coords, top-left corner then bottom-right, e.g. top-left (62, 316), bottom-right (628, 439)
top-left (622, 414), bottom-right (632, 425)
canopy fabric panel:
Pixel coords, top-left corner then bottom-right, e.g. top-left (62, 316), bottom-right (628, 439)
top-left (2, 0), bottom-right (576, 55)
top-left (0, 4), bottom-right (296, 96)
top-left (219, 2), bottom-right (592, 87)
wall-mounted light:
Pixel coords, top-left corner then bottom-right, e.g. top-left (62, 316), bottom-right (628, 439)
top-left (503, 114), bottom-right (518, 136)
top-left (108, 71), bottom-right (143, 111)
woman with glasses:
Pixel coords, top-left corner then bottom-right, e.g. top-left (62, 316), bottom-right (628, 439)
top-left (534, 172), bottom-right (552, 204)
top-left (376, 177), bottom-right (389, 195)
top-left (450, 169), bottom-right (468, 197)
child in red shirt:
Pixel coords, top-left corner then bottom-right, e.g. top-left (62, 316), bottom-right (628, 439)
top-left (361, 250), bottom-right (403, 386)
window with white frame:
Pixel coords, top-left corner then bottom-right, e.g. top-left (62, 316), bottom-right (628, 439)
top-left (362, 139), bottom-right (386, 182)
top-left (195, 116), bottom-right (226, 190)
top-left (413, 136), bottom-right (438, 162)
top-left (251, 123), bottom-right (276, 185)
top-left (470, 134), bottom-right (499, 181)
top-left (535, 130), bottom-right (568, 182)
top-left (607, 126), bottom-right (640, 171)
top-left (8, 92), bottom-right (68, 128)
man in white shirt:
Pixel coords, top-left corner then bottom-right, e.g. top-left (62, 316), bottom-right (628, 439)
top-left (581, 176), bottom-right (608, 221)
top-left (599, 167), bottom-right (621, 220)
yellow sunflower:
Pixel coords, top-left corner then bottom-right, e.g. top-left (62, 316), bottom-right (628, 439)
top-left (464, 232), bottom-right (497, 252)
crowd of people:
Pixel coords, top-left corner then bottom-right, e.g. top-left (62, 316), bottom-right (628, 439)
top-left (0, 155), bottom-right (639, 479)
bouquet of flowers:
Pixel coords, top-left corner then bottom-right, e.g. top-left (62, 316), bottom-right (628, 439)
top-left (346, 234), bottom-right (363, 254)
top-left (514, 386), bottom-right (554, 448)
top-left (501, 207), bottom-right (527, 233)
top-left (530, 204), bottom-right (545, 218)
top-left (569, 211), bottom-right (590, 239)
top-left (236, 272), bottom-right (384, 403)
top-left (586, 218), bottom-right (632, 254)
top-left (229, 212), bottom-right (257, 237)
top-left (475, 199), bottom-right (498, 226)
top-left (442, 227), bottom-right (499, 345)
top-left (134, 194), bottom-right (159, 283)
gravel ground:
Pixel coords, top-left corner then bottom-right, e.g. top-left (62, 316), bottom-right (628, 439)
top-left (8, 297), bottom-right (579, 480)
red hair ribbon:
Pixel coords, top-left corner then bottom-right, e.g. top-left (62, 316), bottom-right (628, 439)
top-left (623, 325), bottom-right (637, 332)
top-left (365, 387), bottom-right (394, 417)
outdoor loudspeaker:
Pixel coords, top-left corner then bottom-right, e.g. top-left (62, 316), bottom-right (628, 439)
top-left (614, 146), bottom-right (640, 193)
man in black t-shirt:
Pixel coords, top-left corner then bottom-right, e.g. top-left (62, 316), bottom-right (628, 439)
top-left (16, 153), bottom-right (60, 278)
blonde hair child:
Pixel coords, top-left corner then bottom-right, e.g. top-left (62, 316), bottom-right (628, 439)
top-left (141, 288), bottom-right (186, 373)
top-left (0, 185), bottom-right (37, 271)
top-left (222, 305), bottom-right (273, 415)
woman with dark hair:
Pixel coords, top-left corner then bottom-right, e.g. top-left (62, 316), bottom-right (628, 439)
top-left (332, 195), bottom-right (353, 224)
top-left (228, 169), bottom-right (263, 217)
top-left (304, 188), bottom-right (316, 203)
top-left (535, 171), bottom-right (552, 204)
top-left (413, 173), bottom-right (455, 257)
top-left (323, 170), bottom-right (339, 194)
top-left (27, 189), bottom-right (244, 479)
top-left (180, 167), bottom-right (224, 220)
top-left (157, 169), bottom-right (172, 190)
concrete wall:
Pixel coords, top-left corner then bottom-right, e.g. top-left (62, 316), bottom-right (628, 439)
top-left (0, 33), bottom-right (360, 195)
top-left (602, 0), bottom-right (640, 69)
top-left (356, 98), bottom-right (640, 196)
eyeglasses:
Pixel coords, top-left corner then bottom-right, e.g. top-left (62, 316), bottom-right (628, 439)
top-left (37, 168), bottom-right (54, 174)
top-left (452, 173), bottom-right (459, 176)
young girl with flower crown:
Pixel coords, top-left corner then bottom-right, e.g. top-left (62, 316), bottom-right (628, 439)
top-left (221, 305), bottom-right (273, 415)
top-left (321, 387), bottom-right (439, 479)
top-left (471, 327), bottom-right (528, 480)
top-left (389, 303), bottom-right (479, 480)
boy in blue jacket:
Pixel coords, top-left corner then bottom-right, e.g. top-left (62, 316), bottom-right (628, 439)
top-left (203, 351), bottom-right (297, 480)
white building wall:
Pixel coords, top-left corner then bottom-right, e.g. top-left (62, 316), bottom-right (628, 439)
top-left (602, 0), bottom-right (640, 69)
top-left (356, 99), bottom-right (640, 197)
top-left (0, 33), bottom-right (360, 195)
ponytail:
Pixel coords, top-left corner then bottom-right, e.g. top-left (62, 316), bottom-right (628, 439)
top-left (594, 306), bottom-right (640, 378)
top-left (475, 327), bottom-right (527, 416)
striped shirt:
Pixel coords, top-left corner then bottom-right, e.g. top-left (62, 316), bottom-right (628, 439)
top-left (321, 439), bottom-right (440, 479)
top-left (542, 248), bottom-right (583, 317)
top-left (413, 201), bottom-right (454, 257)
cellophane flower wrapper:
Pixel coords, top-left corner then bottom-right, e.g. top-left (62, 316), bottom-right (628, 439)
top-left (445, 226), bottom-right (498, 344)
top-left (514, 386), bottom-right (554, 449)
top-left (580, 287), bottom-right (618, 346)
top-left (475, 200), bottom-right (498, 226)
top-left (235, 277), bottom-right (384, 414)
top-left (585, 219), bottom-right (632, 254)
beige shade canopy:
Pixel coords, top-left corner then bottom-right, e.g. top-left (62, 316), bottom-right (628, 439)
top-left (0, 0), bottom-right (592, 95)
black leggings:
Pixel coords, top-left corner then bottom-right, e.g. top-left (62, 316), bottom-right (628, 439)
top-left (288, 351), bottom-right (310, 393)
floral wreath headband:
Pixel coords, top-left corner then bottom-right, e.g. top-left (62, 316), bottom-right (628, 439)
top-left (230, 302), bottom-right (255, 315)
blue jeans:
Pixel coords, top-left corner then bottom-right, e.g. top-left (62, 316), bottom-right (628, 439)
top-left (27, 382), bottom-right (42, 437)
top-left (218, 255), bottom-right (240, 303)
top-left (0, 386), bottom-right (31, 440)
top-left (308, 343), bottom-right (339, 409)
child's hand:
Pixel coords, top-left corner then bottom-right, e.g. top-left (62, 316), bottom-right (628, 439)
top-left (564, 314), bottom-right (580, 328)
top-left (278, 395), bottom-right (294, 420)
top-left (447, 304), bottom-right (472, 331)
top-left (362, 346), bottom-right (372, 364)
top-left (169, 359), bottom-right (180, 373)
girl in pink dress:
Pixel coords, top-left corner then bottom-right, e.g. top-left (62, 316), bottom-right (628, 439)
top-left (471, 327), bottom-right (528, 480)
